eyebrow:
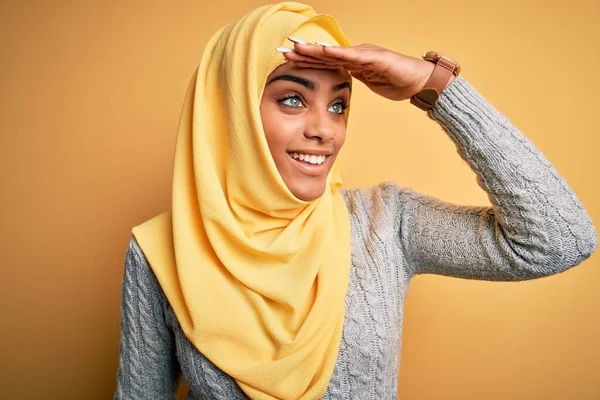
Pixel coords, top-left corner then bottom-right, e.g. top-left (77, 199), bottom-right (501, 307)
top-left (332, 81), bottom-right (351, 93)
top-left (266, 74), bottom-right (351, 93)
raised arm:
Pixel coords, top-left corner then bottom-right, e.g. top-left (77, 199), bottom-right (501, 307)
top-left (115, 237), bottom-right (179, 399)
top-left (282, 41), bottom-right (596, 280)
top-left (397, 77), bottom-right (597, 280)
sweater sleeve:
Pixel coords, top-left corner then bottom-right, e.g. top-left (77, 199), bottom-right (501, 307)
top-left (115, 237), bottom-right (179, 399)
top-left (397, 77), bottom-right (597, 281)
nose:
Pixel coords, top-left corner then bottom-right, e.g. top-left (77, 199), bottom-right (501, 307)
top-left (304, 109), bottom-right (336, 142)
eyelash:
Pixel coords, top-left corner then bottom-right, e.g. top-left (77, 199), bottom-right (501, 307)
top-left (277, 94), bottom-right (348, 114)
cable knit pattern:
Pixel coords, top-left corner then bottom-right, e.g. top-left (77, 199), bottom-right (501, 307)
top-left (115, 77), bottom-right (597, 399)
top-left (116, 239), bottom-right (179, 399)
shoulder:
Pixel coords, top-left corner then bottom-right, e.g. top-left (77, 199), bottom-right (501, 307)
top-left (340, 182), bottom-right (416, 213)
top-left (125, 236), bottom-right (148, 267)
top-left (122, 236), bottom-right (166, 306)
top-left (340, 182), bottom-right (420, 230)
top-left (124, 236), bottom-right (153, 278)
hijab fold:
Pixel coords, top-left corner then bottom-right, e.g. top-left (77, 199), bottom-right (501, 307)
top-left (133, 3), bottom-right (352, 398)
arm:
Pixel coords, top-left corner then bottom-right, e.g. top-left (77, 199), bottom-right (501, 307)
top-left (285, 41), bottom-right (596, 280)
top-left (115, 237), bottom-right (179, 399)
top-left (397, 77), bottom-right (597, 280)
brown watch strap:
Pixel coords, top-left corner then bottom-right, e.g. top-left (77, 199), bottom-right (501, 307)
top-left (410, 52), bottom-right (460, 111)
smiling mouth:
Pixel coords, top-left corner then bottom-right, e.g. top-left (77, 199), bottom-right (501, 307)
top-left (287, 152), bottom-right (331, 176)
top-left (289, 152), bottom-right (328, 165)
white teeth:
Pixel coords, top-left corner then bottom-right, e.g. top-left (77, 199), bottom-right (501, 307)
top-left (290, 153), bottom-right (327, 165)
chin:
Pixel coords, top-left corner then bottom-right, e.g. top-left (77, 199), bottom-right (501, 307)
top-left (289, 180), bottom-right (327, 202)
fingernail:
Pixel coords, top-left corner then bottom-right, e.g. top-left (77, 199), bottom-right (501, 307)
top-left (315, 41), bottom-right (332, 47)
top-left (288, 36), bottom-right (306, 45)
top-left (276, 46), bottom-right (294, 53)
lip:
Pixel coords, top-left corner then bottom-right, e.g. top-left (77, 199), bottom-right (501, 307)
top-left (288, 149), bottom-right (333, 156)
top-left (287, 153), bottom-right (330, 177)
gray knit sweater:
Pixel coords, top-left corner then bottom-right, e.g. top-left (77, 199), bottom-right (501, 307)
top-left (115, 77), bottom-right (597, 399)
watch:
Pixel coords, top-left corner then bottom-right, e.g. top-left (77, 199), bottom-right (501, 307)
top-left (410, 51), bottom-right (461, 111)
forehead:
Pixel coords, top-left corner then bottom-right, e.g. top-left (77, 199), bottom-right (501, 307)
top-left (267, 62), bottom-right (350, 85)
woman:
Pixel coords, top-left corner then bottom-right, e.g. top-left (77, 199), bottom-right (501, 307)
top-left (115, 2), bottom-right (597, 399)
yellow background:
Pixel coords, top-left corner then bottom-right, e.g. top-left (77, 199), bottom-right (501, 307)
top-left (1, 1), bottom-right (598, 398)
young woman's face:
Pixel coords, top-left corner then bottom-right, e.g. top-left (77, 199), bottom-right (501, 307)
top-left (260, 62), bottom-right (351, 201)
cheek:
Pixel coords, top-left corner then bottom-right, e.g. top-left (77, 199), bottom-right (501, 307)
top-left (260, 106), bottom-right (281, 157)
top-left (259, 103), bottom-right (276, 143)
top-left (260, 104), bottom-right (302, 154)
top-left (334, 124), bottom-right (347, 150)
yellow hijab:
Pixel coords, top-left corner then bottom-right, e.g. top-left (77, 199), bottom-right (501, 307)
top-left (132, 3), bottom-right (352, 398)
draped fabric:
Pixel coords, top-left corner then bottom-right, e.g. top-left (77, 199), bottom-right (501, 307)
top-left (132, 3), bottom-right (352, 398)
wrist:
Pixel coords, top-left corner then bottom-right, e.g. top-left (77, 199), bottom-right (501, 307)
top-left (417, 58), bottom-right (456, 92)
top-left (410, 52), bottom-right (460, 111)
top-left (415, 59), bottom-right (435, 95)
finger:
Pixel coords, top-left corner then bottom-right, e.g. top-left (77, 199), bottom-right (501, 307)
top-left (296, 43), bottom-right (386, 73)
top-left (288, 61), bottom-right (342, 70)
top-left (286, 56), bottom-right (366, 72)
top-left (292, 43), bottom-right (346, 63)
top-left (283, 51), bottom-right (342, 66)
top-left (342, 64), bottom-right (366, 71)
top-left (284, 41), bottom-right (372, 68)
top-left (349, 70), bottom-right (365, 82)
top-left (321, 46), bottom-right (385, 71)
top-left (284, 52), bottom-right (367, 72)
top-left (321, 46), bottom-right (365, 64)
top-left (349, 70), bottom-right (372, 87)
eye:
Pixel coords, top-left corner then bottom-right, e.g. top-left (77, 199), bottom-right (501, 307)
top-left (328, 101), bottom-right (348, 115)
top-left (279, 95), bottom-right (304, 108)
